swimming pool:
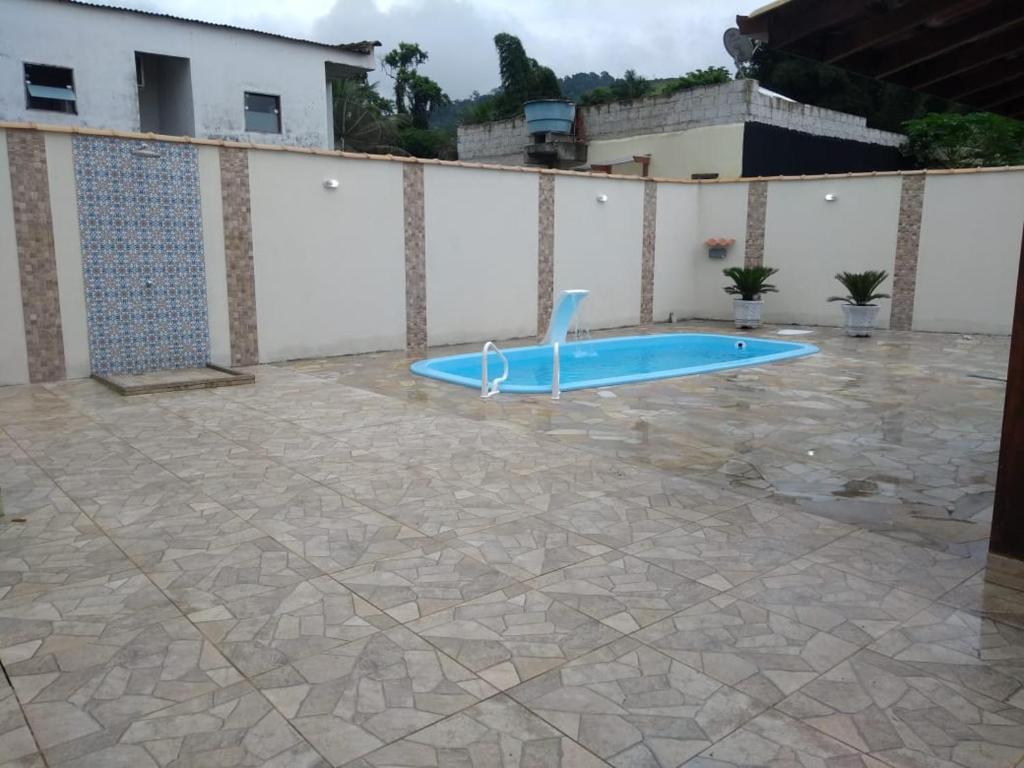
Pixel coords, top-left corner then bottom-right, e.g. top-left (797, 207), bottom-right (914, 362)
top-left (410, 333), bottom-right (818, 393)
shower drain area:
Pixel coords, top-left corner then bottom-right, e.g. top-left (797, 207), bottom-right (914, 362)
top-left (92, 364), bottom-right (254, 395)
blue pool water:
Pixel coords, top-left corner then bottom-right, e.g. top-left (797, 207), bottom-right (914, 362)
top-left (410, 333), bottom-right (818, 393)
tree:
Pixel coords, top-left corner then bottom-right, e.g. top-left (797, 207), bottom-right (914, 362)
top-left (493, 33), bottom-right (562, 106)
top-left (659, 66), bottom-right (731, 96)
top-left (559, 71), bottom-right (616, 101)
top-left (579, 87), bottom-right (616, 107)
top-left (577, 66), bottom-right (727, 106)
top-left (331, 78), bottom-right (393, 152)
top-left (903, 112), bottom-right (1024, 168)
top-left (331, 43), bottom-right (455, 159)
top-left (382, 42), bottom-right (428, 116)
top-left (405, 73), bottom-right (449, 129)
top-left (493, 33), bottom-right (534, 107)
top-left (460, 33), bottom-right (563, 124)
top-left (382, 42), bottom-right (450, 129)
top-left (460, 97), bottom-right (502, 125)
top-left (612, 69), bottom-right (650, 100)
top-left (392, 115), bottom-right (456, 159)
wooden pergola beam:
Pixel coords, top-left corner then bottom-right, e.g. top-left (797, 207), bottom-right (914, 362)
top-left (818, 0), bottom-right (965, 64)
top-left (924, 58), bottom-right (1024, 100)
top-left (738, 0), bottom-right (1024, 118)
top-left (892, 25), bottom-right (1024, 91)
top-left (984, 92), bottom-right (1024, 114)
top-left (991, 223), bottom-right (1024, 565)
top-left (737, 0), bottom-right (861, 48)
top-left (976, 76), bottom-right (1024, 109)
top-left (856, 0), bottom-right (1024, 78)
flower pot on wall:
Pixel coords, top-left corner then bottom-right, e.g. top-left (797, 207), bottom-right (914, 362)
top-left (705, 237), bottom-right (735, 260)
top-left (733, 299), bottom-right (763, 329)
top-left (841, 304), bottom-right (880, 337)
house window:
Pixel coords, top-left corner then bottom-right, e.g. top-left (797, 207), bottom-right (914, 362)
top-left (244, 92), bottom-right (280, 133)
top-left (24, 63), bottom-right (77, 114)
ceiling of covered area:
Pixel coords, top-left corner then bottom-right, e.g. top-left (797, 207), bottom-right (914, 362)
top-left (737, 0), bottom-right (1024, 119)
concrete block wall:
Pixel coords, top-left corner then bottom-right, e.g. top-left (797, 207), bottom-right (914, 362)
top-left (746, 89), bottom-right (905, 147)
top-left (457, 79), bottom-right (905, 163)
top-left (456, 117), bottom-right (529, 165)
top-left (579, 80), bottom-right (750, 141)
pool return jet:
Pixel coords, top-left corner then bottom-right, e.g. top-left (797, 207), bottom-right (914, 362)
top-left (482, 289), bottom-right (589, 400)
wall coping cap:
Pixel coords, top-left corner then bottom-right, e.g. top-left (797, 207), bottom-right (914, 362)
top-left (3, 120), bottom-right (1022, 185)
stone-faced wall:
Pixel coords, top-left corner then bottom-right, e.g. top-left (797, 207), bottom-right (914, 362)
top-left (219, 147), bottom-right (259, 367)
top-left (6, 130), bottom-right (65, 383)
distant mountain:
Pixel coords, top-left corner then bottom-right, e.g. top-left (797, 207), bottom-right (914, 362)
top-left (430, 89), bottom-right (499, 130)
top-left (559, 71), bottom-right (618, 101)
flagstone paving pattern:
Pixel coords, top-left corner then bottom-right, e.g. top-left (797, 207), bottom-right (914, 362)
top-left (0, 322), bottom-right (1020, 767)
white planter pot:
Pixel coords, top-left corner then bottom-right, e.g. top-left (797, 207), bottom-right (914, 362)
top-left (841, 304), bottom-right (880, 337)
top-left (733, 299), bottom-right (763, 329)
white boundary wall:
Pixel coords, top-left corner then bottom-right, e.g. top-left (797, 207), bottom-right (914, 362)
top-left (652, 183), bottom-right (699, 321)
top-left (1, 124), bottom-right (1023, 385)
top-left (762, 177), bottom-right (902, 328)
top-left (914, 173), bottom-right (1024, 334)
top-left (43, 133), bottom-right (91, 379)
top-left (425, 166), bottom-right (538, 345)
top-left (248, 151), bottom-right (407, 362)
top-left (553, 175), bottom-right (644, 330)
top-left (692, 183), bottom-right (751, 322)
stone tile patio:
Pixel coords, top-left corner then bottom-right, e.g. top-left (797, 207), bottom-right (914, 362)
top-left (0, 321), bottom-right (1020, 767)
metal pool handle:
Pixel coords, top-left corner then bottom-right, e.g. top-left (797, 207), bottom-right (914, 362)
top-left (481, 341), bottom-right (509, 398)
top-left (551, 342), bottom-right (560, 401)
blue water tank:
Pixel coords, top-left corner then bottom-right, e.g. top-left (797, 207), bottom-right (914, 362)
top-left (524, 100), bottom-right (575, 136)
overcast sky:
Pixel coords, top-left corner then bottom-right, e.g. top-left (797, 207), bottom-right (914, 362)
top-left (88, 0), bottom-right (765, 98)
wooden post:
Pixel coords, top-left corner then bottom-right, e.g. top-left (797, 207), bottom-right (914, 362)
top-left (990, 222), bottom-right (1024, 585)
top-left (633, 155), bottom-right (652, 177)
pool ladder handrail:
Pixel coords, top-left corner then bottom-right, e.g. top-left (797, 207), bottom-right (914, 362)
top-left (481, 341), bottom-right (561, 401)
top-left (551, 342), bottom-right (560, 401)
top-left (481, 341), bottom-right (509, 398)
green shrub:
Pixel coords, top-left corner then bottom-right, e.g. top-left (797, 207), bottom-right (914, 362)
top-left (828, 271), bottom-right (890, 306)
top-left (903, 112), bottom-right (1024, 168)
top-left (723, 266), bottom-right (779, 301)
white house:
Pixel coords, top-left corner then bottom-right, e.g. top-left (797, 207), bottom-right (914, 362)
top-left (0, 0), bottom-right (379, 148)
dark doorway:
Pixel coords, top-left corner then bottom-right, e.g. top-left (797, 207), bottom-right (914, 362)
top-left (135, 52), bottom-right (195, 136)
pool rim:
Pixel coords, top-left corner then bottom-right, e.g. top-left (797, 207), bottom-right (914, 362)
top-left (409, 332), bottom-right (819, 393)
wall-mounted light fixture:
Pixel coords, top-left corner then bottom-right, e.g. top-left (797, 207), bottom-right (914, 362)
top-left (596, 194), bottom-right (608, 203)
top-left (323, 179), bottom-right (339, 190)
top-left (824, 193), bottom-right (838, 202)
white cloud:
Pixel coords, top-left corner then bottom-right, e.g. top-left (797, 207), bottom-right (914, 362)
top-left (82, 0), bottom-right (766, 98)
top-left (313, 0), bottom-right (514, 96)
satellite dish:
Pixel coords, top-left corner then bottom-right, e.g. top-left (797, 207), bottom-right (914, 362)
top-left (723, 28), bottom-right (756, 66)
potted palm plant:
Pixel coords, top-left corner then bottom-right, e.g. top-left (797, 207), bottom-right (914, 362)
top-left (828, 270), bottom-right (890, 337)
top-left (723, 266), bottom-right (779, 329)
